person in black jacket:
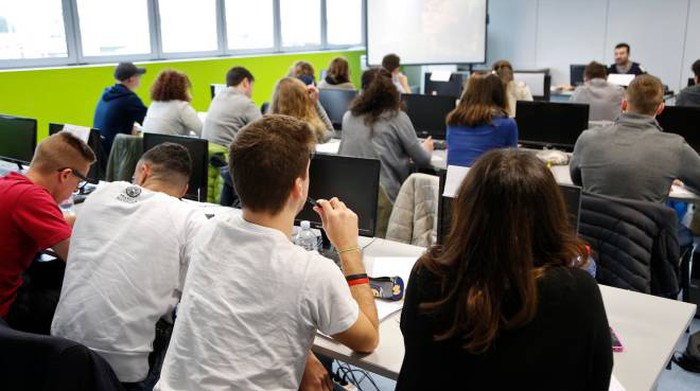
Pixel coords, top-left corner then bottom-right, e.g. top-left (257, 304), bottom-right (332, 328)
top-left (607, 43), bottom-right (646, 76)
top-left (397, 149), bottom-right (613, 391)
top-left (93, 62), bottom-right (148, 153)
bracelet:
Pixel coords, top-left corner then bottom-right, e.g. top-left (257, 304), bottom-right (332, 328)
top-left (337, 246), bottom-right (361, 255)
top-left (347, 278), bottom-right (370, 287)
top-left (345, 273), bottom-right (368, 282)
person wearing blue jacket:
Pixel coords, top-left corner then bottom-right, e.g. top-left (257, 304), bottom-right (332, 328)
top-left (446, 72), bottom-right (518, 167)
top-left (93, 62), bottom-right (148, 153)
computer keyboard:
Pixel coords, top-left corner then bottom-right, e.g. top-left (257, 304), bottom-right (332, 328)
top-left (433, 140), bottom-right (447, 150)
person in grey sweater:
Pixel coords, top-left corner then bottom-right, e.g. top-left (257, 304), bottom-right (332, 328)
top-left (339, 69), bottom-right (433, 202)
top-left (202, 67), bottom-right (262, 148)
top-left (571, 62), bottom-right (625, 122)
top-left (571, 74), bottom-right (700, 204)
top-left (676, 59), bottom-right (700, 108)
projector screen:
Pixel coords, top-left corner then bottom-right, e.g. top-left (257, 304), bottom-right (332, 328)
top-left (367, 0), bottom-right (488, 66)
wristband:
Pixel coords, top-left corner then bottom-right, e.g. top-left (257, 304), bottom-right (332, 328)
top-left (337, 246), bottom-right (361, 255)
top-left (348, 278), bottom-right (370, 287)
top-left (345, 273), bottom-right (368, 282)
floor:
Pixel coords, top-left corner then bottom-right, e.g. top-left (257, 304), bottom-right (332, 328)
top-left (336, 317), bottom-right (700, 391)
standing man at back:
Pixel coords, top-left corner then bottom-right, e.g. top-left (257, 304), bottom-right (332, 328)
top-left (571, 74), bottom-right (700, 203)
top-left (156, 115), bottom-right (379, 391)
top-left (607, 43), bottom-right (646, 76)
top-left (676, 59), bottom-right (700, 107)
top-left (571, 61), bottom-right (625, 121)
top-left (94, 62), bottom-right (148, 153)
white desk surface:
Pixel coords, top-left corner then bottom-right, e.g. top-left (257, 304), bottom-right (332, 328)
top-left (313, 237), bottom-right (697, 391)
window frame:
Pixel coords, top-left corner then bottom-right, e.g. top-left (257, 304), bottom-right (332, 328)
top-left (0, 0), bottom-right (366, 70)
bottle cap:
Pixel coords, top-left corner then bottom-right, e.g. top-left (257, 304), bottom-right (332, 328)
top-left (300, 220), bottom-right (311, 229)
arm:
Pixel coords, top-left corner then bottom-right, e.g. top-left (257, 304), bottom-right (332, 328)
top-left (299, 351), bottom-right (332, 391)
top-left (181, 104), bottom-right (203, 137)
top-left (396, 114), bottom-right (432, 166)
top-left (245, 100), bottom-right (263, 124)
top-left (314, 198), bottom-right (379, 353)
top-left (677, 142), bottom-right (700, 194)
top-left (131, 96), bottom-right (148, 125)
top-left (315, 101), bottom-right (335, 134)
top-left (570, 134), bottom-right (585, 186)
top-left (521, 83), bottom-right (534, 101)
top-left (505, 119), bottom-right (518, 147)
top-left (52, 238), bottom-right (70, 262)
top-left (398, 73), bottom-right (411, 94)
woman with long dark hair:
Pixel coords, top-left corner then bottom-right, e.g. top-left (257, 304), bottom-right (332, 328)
top-left (396, 149), bottom-right (613, 390)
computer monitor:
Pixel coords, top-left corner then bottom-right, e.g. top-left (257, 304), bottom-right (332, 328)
top-left (514, 72), bottom-right (552, 101)
top-left (49, 123), bottom-right (107, 180)
top-left (0, 114), bottom-right (37, 166)
top-left (570, 64), bottom-right (586, 86)
top-left (424, 72), bottom-right (465, 98)
top-left (296, 153), bottom-right (380, 237)
top-left (210, 84), bottom-right (227, 100)
top-left (608, 74), bottom-right (635, 87)
top-left (656, 106), bottom-right (700, 154)
top-left (318, 89), bottom-right (358, 130)
top-left (142, 133), bottom-right (209, 202)
top-left (401, 94), bottom-right (457, 140)
top-left (515, 101), bottom-right (590, 151)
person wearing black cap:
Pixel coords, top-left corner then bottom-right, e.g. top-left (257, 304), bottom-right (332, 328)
top-left (93, 62), bottom-right (148, 153)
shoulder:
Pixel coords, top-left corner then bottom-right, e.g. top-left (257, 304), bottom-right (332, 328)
top-left (538, 266), bottom-right (602, 307)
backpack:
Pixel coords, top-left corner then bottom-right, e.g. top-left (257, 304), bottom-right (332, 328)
top-left (673, 330), bottom-right (700, 372)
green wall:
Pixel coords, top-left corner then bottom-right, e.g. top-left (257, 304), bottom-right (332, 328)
top-left (0, 49), bottom-right (364, 141)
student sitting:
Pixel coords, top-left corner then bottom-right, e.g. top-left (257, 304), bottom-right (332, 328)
top-left (339, 68), bottom-right (433, 203)
top-left (571, 74), bottom-right (700, 203)
top-left (269, 77), bottom-right (334, 143)
top-left (446, 71), bottom-right (518, 167)
top-left (397, 149), bottom-right (613, 391)
top-left (155, 115), bottom-right (379, 391)
top-left (676, 59), bottom-right (700, 107)
top-left (0, 133), bottom-right (95, 333)
top-left (493, 60), bottom-right (533, 117)
top-left (571, 62), bottom-right (625, 122)
top-left (94, 62), bottom-right (148, 153)
top-left (382, 53), bottom-right (411, 94)
top-left (287, 60), bottom-right (336, 135)
top-left (51, 143), bottom-right (206, 390)
top-left (202, 66), bottom-right (261, 148)
top-left (317, 57), bottom-right (355, 90)
top-left (143, 69), bottom-right (202, 137)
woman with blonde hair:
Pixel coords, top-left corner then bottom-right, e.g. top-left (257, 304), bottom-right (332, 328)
top-left (318, 57), bottom-right (355, 90)
top-left (270, 77), bottom-right (334, 143)
top-left (492, 60), bottom-right (533, 117)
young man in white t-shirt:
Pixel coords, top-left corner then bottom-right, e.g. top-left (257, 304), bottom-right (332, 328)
top-left (155, 114), bottom-right (379, 391)
top-left (51, 143), bottom-right (207, 391)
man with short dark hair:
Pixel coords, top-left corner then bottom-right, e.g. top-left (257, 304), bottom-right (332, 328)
top-left (52, 143), bottom-right (207, 390)
top-left (676, 59), bottom-right (700, 107)
top-left (571, 74), bottom-right (700, 203)
top-left (202, 66), bottom-right (261, 148)
top-left (607, 43), bottom-right (646, 76)
top-left (156, 115), bottom-right (379, 391)
top-left (382, 53), bottom-right (411, 94)
top-left (94, 62), bottom-right (148, 153)
top-left (571, 61), bottom-right (625, 121)
top-left (0, 132), bottom-right (96, 332)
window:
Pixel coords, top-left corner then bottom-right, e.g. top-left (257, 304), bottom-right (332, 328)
top-left (326, 0), bottom-right (362, 46)
top-left (225, 0), bottom-right (274, 50)
top-left (0, 0), bottom-right (67, 60)
top-left (280, 0), bottom-right (321, 48)
top-left (159, 0), bottom-right (218, 53)
top-left (77, 0), bottom-right (151, 57)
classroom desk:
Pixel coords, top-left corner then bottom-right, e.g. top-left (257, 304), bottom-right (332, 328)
top-left (313, 237), bottom-right (697, 391)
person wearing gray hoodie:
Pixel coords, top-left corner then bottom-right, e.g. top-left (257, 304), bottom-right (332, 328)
top-left (571, 62), bottom-right (625, 122)
top-left (676, 60), bottom-right (700, 108)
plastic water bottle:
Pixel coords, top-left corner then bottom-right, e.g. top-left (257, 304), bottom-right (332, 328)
top-left (295, 221), bottom-right (318, 251)
top-left (59, 196), bottom-right (74, 214)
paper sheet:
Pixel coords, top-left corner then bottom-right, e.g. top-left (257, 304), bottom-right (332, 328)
top-left (430, 70), bottom-right (452, 82)
top-left (369, 256), bottom-right (420, 321)
top-left (609, 375), bottom-right (625, 391)
top-left (61, 124), bottom-right (91, 143)
top-left (315, 139), bottom-right (341, 154)
top-left (443, 165), bottom-right (470, 198)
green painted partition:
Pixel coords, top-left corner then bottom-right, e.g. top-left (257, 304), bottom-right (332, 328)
top-left (0, 49), bottom-right (364, 141)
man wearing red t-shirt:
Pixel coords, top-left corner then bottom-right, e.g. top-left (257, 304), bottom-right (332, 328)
top-left (0, 132), bottom-right (95, 331)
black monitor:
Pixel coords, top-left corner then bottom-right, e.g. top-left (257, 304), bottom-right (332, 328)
top-left (401, 94), bottom-right (457, 140)
top-left (570, 64), bottom-right (586, 86)
top-left (515, 101), bottom-right (590, 151)
top-left (142, 133), bottom-right (209, 202)
top-left (657, 106), bottom-right (700, 154)
top-left (49, 123), bottom-right (107, 180)
top-left (689, 78), bottom-right (696, 87)
top-left (296, 153), bottom-right (380, 237)
top-left (424, 72), bottom-right (465, 98)
top-left (318, 89), bottom-right (358, 130)
top-left (0, 114), bottom-right (37, 166)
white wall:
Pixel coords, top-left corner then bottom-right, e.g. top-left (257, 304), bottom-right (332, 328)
top-left (486, 0), bottom-right (700, 92)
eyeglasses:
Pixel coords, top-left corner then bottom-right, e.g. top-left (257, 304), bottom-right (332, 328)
top-left (56, 167), bottom-right (98, 193)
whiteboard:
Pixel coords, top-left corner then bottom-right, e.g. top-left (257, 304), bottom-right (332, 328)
top-left (366, 0), bottom-right (488, 66)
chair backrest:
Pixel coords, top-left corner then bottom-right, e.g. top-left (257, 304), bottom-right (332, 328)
top-left (105, 134), bottom-right (143, 182)
top-left (386, 173), bottom-right (440, 247)
top-left (579, 192), bottom-right (680, 297)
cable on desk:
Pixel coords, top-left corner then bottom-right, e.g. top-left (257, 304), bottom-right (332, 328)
top-left (361, 237), bottom-right (379, 251)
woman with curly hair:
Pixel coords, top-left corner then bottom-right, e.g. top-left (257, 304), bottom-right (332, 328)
top-left (143, 69), bottom-right (202, 137)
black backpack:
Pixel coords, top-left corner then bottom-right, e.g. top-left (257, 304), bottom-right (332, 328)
top-left (673, 331), bottom-right (700, 372)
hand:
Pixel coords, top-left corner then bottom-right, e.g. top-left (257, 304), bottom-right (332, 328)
top-left (397, 72), bottom-right (408, 84)
top-left (299, 353), bottom-right (333, 391)
top-left (307, 85), bottom-right (320, 104)
top-left (64, 213), bottom-right (76, 227)
top-left (422, 136), bottom-right (434, 152)
top-left (673, 179), bottom-right (684, 187)
top-left (313, 197), bottom-right (359, 250)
